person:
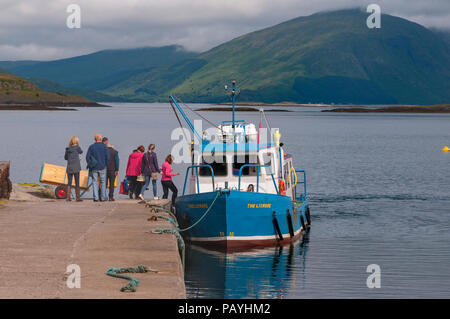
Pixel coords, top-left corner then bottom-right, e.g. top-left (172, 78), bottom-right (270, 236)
top-left (126, 145), bottom-right (145, 199)
top-left (161, 154), bottom-right (179, 204)
top-left (64, 136), bottom-right (83, 202)
top-left (139, 144), bottom-right (161, 200)
top-left (247, 184), bottom-right (254, 192)
top-left (86, 134), bottom-right (110, 202)
top-left (102, 137), bottom-right (120, 201)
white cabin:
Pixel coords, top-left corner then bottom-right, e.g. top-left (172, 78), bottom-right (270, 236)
top-left (187, 122), bottom-right (297, 199)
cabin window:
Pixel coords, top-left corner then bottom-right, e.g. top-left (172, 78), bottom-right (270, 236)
top-left (261, 152), bottom-right (274, 176)
top-left (284, 163), bottom-right (290, 187)
top-left (232, 154), bottom-right (259, 176)
top-left (199, 155), bottom-right (227, 176)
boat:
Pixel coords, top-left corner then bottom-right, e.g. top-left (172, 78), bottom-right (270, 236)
top-left (169, 80), bottom-right (311, 250)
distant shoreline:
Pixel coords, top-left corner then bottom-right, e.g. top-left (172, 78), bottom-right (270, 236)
top-left (0, 102), bottom-right (110, 111)
top-left (218, 102), bottom-right (334, 107)
top-left (196, 106), bottom-right (291, 112)
top-left (322, 105), bottom-right (450, 113)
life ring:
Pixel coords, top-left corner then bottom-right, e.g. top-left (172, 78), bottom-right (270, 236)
top-left (279, 179), bottom-right (286, 195)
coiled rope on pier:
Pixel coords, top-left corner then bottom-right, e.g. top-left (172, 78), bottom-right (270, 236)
top-left (106, 265), bottom-right (158, 292)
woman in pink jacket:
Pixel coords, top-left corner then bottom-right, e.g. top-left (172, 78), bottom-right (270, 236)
top-left (161, 154), bottom-right (179, 204)
top-left (126, 145), bottom-right (145, 199)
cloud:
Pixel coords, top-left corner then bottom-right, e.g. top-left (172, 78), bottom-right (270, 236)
top-left (0, 0), bottom-right (449, 60)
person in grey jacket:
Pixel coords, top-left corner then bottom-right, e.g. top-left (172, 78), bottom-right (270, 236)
top-left (139, 144), bottom-right (161, 200)
top-left (64, 136), bottom-right (83, 202)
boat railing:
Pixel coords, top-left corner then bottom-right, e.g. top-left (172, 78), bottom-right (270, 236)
top-left (294, 170), bottom-right (307, 201)
top-left (182, 164), bottom-right (215, 196)
top-left (237, 164), bottom-right (279, 194)
top-left (221, 120), bottom-right (246, 125)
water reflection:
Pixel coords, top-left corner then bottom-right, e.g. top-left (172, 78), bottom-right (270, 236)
top-left (185, 236), bottom-right (309, 299)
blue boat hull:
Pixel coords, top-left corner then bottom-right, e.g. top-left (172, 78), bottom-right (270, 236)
top-left (175, 190), bottom-right (310, 250)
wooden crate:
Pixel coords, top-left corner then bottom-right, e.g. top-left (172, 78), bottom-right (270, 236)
top-left (0, 161), bottom-right (12, 199)
top-left (40, 163), bottom-right (89, 189)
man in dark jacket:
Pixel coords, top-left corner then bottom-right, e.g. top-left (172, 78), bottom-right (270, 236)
top-left (86, 134), bottom-right (110, 202)
top-left (102, 137), bottom-right (120, 201)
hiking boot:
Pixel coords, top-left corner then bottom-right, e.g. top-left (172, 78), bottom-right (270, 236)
top-left (75, 187), bottom-right (83, 202)
top-left (66, 187), bottom-right (71, 201)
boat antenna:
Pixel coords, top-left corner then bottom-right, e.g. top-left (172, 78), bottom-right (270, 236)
top-left (232, 80), bottom-right (236, 128)
top-left (225, 80), bottom-right (239, 129)
top-left (260, 108), bottom-right (273, 143)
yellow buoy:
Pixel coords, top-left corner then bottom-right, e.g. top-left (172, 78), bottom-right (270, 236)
top-left (442, 146), bottom-right (450, 152)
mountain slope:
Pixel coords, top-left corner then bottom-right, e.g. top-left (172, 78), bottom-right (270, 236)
top-left (2, 9), bottom-right (449, 104)
top-left (109, 9), bottom-right (450, 104)
top-left (0, 73), bottom-right (94, 105)
top-left (2, 46), bottom-right (197, 92)
top-left (28, 77), bottom-right (130, 102)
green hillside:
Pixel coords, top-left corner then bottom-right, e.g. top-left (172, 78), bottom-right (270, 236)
top-left (0, 73), bottom-right (94, 105)
top-left (2, 9), bottom-right (450, 104)
top-left (0, 67), bottom-right (11, 74)
top-left (3, 45), bottom-right (197, 92)
top-left (107, 9), bottom-right (450, 104)
top-left (28, 77), bottom-right (130, 102)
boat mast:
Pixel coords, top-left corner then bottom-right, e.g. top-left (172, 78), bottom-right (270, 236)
top-left (231, 80), bottom-right (236, 129)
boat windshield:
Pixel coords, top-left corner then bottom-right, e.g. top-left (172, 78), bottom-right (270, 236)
top-left (232, 154), bottom-right (259, 176)
top-left (199, 155), bottom-right (227, 176)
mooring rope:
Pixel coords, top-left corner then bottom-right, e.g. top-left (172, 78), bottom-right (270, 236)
top-left (150, 191), bottom-right (221, 271)
top-left (154, 191), bottom-right (221, 233)
top-left (106, 265), bottom-right (158, 292)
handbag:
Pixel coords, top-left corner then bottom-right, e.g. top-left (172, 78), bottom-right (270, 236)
top-left (136, 174), bottom-right (145, 182)
top-left (147, 153), bottom-right (158, 180)
top-left (120, 180), bottom-right (128, 195)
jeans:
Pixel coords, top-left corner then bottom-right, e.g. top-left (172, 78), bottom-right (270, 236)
top-left (140, 175), bottom-right (157, 197)
top-left (161, 180), bottom-right (178, 203)
top-left (92, 169), bottom-right (106, 201)
top-left (106, 170), bottom-right (116, 199)
top-left (127, 176), bottom-right (142, 199)
top-left (67, 172), bottom-right (80, 188)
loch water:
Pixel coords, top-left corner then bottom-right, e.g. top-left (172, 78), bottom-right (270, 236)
top-left (1, 103), bottom-right (449, 298)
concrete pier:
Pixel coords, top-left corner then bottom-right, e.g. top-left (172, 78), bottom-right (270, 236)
top-left (0, 198), bottom-right (185, 298)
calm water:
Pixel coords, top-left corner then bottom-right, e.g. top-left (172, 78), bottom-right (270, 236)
top-left (1, 103), bottom-right (450, 298)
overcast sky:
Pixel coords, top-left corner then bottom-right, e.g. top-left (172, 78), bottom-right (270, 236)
top-left (0, 0), bottom-right (449, 61)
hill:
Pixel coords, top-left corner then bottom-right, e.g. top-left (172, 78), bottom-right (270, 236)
top-left (1, 45), bottom-right (197, 92)
top-left (1, 9), bottom-right (450, 105)
top-left (107, 9), bottom-right (450, 104)
top-left (0, 73), bottom-right (100, 108)
top-left (28, 77), bottom-right (131, 102)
